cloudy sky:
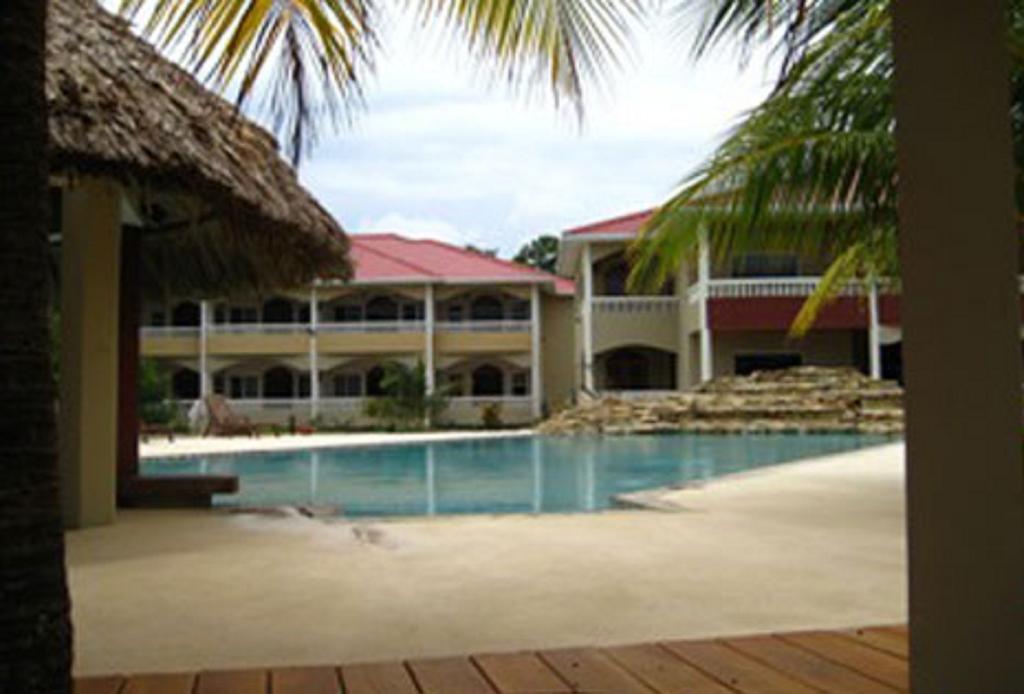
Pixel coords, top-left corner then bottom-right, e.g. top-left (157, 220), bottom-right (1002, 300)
top-left (297, 10), bottom-right (777, 258)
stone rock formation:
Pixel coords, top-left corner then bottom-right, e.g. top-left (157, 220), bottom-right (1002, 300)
top-left (538, 367), bottom-right (903, 436)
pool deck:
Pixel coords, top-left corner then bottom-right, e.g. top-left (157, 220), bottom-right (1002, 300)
top-left (68, 441), bottom-right (906, 676)
top-left (141, 429), bottom-right (535, 459)
top-left (75, 623), bottom-right (909, 692)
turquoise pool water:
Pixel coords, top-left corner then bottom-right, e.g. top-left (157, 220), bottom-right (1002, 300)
top-left (142, 434), bottom-right (893, 517)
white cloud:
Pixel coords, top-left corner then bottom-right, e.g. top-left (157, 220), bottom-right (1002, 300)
top-left (296, 7), bottom-right (778, 258)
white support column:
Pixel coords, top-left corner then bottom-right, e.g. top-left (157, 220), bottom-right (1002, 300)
top-left (892, 1), bottom-right (1024, 688)
top-left (59, 178), bottom-right (121, 528)
top-left (309, 286), bottom-right (319, 420)
top-left (199, 300), bottom-right (211, 398)
top-left (867, 280), bottom-right (881, 380)
top-left (530, 284), bottom-right (543, 418)
top-left (425, 284), bottom-right (436, 394)
top-left (697, 231), bottom-right (713, 382)
top-left (581, 243), bottom-right (595, 392)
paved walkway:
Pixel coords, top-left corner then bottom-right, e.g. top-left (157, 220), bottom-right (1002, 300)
top-left (141, 429), bottom-right (534, 459)
top-left (68, 442), bottom-right (906, 676)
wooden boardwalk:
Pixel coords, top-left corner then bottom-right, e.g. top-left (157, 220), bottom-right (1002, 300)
top-left (74, 625), bottom-right (908, 693)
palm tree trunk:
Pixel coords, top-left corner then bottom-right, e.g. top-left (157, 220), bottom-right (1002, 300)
top-left (0, 1), bottom-right (74, 691)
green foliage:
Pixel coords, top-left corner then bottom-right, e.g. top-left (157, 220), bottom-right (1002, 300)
top-left (513, 235), bottom-right (560, 272)
top-left (481, 402), bottom-right (503, 428)
top-left (631, 0), bottom-right (1024, 335)
top-left (138, 358), bottom-right (175, 425)
top-left (363, 360), bottom-right (449, 429)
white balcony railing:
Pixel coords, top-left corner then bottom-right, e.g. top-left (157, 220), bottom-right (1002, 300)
top-left (208, 322), bottom-right (310, 335)
top-left (436, 320), bottom-right (531, 333)
top-left (686, 277), bottom-right (871, 304)
top-left (141, 326), bottom-right (200, 338)
top-left (591, 296), bottom-right (680, 314)
top-left (318, 321), bottom-right (424, 333)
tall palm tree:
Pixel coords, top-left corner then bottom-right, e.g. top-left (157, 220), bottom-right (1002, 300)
top-left (0, 1), bottom-right (639, 690)
top-left (631, 0), bottom-right (1023, 333)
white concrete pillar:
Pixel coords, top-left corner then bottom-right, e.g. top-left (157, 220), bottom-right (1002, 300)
top-left (867, 280), bottom-right (881, 380)
top-left (581, 243), bottom-right (595, 392)
top-left (530, 284), bottom-right (543, 418)
top-left (892, 1), bottom-right (1024, 688)
top-left (425, 284), bottom-right (436, 394)
top-left (59, 178), bottom-right (121, 528)
top-left (697, 231), bottom-right (713, 382)
top-left (199, 300), bottom-right (211, 397)
top-left (309, 286), bottom-right (319, 419)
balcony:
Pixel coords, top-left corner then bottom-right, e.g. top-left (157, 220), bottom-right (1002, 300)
top-left (435, 320), bottom-right (530, 332)
top-left (435, 320), bottom-right (532, 354)
top-left (589, 296), bottom-right (680, 354)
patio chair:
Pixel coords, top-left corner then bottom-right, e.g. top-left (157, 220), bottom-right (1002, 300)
top-left (204, 394), bottom-right (258, 437)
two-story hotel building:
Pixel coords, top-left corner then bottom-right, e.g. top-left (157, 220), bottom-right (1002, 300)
top-left (140, 234), bottom-right (575, 426)
top-left (558, 209), bottom-right (906, 396)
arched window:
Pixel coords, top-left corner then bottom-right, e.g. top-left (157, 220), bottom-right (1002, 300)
top-left (366, 296), bottom-right (399, 322)
top-left (262, 297), bottom-right (294, 324)
top-left (471, 365), bottom-right (504, 396)
top-left (470, 295), bottom-right (504, 321)
top-left (366, 366), bottom-right (387, 396)
top-left (171, 368), bottom-right (200, 399)
top-left (171, 301), bottom-right (200, 326)
top-left (263, 366), bottom-right (295, 399)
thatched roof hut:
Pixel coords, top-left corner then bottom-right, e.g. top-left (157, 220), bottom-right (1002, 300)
top-left (45, 0), bottom-right (350, 297)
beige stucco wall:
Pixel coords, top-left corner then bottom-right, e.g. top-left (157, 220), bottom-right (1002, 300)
top-left (208, 333), bottom-right (310, 355)
top-left (711, 330), bottom-right (861, 378)
top-left (435, 331), bottom-right (531, 354)
top-left (542, 295), bottom-right (575, 411)
top-left (140, 336), bottom-right (200, 357)
top-left (591, 306), bottom-right (680, 354)
top-left (319, 332), bottom-right (426, 355)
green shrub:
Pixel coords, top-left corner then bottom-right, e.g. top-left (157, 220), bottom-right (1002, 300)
top-left (138, 358), bottom-right (175, 425)
top-left (481, 402), bottom-right (503, 429)
top-left (364, 360), bottom-right (449, 430)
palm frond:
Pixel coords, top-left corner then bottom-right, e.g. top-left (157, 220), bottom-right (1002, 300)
top-left (120, 0), bottom-right (377, 163)
top-left (418, 0), bottom-right (644, 116)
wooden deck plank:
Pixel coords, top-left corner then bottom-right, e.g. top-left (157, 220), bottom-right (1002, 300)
top-left (473, 652), bottom-right (570, 693)
top-left (407, 656), bottom-right (495, 693)
top-left (341, 662), bottom-right (419, 694)
top-left (270, 666), bottom-right (340, 693)
top-left (725, 636), bottom-right (895, 693)
top-left (663, 639), bottom-right (817, 693)
top-left (603, 644), bottom-right (733, 693)
top-left (120, 673), bottom-right (196, 694)
top-left (843, 627), bottom-right (910, 659)
top-left (539, 647), bottom-right (652, 693)
top-left (74, 676), bottom-right (125, 694)
top-left (780, 632), bottom-right (909, 691)
top-left (194, 669), bottom-right (268, 694)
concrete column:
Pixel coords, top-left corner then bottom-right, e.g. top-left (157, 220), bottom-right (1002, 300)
top-left (59, 178), bottom-right (121, 528)
top-left (892, 1), bottom-right (1024, 688)
top-left (309, 286), bottom-right (319, 419)
top-left (198, 300), bottom-right (211, 398)
top-left (697, 231), bottom-right (713, 382)
top-left (581, 243), bottom-right (595, 392)
top-left (530, 284), bottom-right (543, 418)
top-left (425, 284), bottom-right (436, 394)
top-left (867, 281), bottom-right (881, 380)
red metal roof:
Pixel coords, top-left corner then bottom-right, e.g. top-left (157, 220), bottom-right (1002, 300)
top-left (562, 209), bottom-right (653, 237)
top-left (348, 233), bottom-right (575, 295)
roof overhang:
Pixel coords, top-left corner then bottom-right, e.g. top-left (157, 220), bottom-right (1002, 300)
top-left (556, 231), bottom-right (638, 276)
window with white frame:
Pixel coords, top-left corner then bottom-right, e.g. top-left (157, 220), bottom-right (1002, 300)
top-left (447, 304), bottom-right (464, 322)
top-left (229, 375), bottom-right (259, 399)
top-left (510, 300), bottom-right (530, 320)
top-left (334, 303), bottom-right (362, 322)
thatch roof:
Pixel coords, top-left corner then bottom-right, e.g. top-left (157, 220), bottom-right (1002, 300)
top-left (46, 0), bottom-right (351, 297)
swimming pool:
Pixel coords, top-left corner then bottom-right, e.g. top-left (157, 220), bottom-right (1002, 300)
top-left (143, 434), bottom-right (892, 517)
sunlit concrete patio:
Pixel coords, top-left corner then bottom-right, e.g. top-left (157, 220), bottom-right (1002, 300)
top-left (68, 443), bottom-right (905, 676)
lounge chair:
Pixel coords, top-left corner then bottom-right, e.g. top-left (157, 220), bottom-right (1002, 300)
top-left (203, 394), bottom-right (258, 437)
